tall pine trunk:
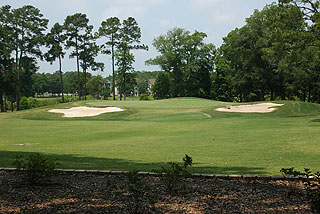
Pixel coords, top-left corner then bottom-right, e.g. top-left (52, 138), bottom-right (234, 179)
top-left (4, 94), bottom-right (7, 112)
top-left (59, 55), bottom-right (65, 103)
top-left (308, 85), bottom-right (312, 102)
top-left (82, 67), bottom-right (87, 100)
top-left (112, 42), bottom-right (116, 100)
top-left (120, 70), bottom-right (123, 101)
top-left (0, 89), bottom-right (3, 112)
top-left (260, 88), bottom-right (265, 101)
top-left (123, 72), bottom-right (126, 101)
top-left (120, 46), bottom-right (127, 101)
top-left (15, 44), bottom-right (20, 111)
top-left (10, 96), bottom-right (14, 112)
top-left (76, 37), bottom-right (81, 101)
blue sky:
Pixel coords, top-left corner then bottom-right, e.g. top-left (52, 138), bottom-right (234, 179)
top-left (1, 0), bottom-right (275, 76)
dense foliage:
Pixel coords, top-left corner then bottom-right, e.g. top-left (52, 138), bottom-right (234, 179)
top-left (1, 1), bottom-right (320, 112)
top-left (147, 28), bottom-right (216, 99)
top-left (213, 2), bottom-right (320, 102)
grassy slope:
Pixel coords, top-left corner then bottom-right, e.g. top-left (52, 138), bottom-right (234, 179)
top-left (0, 98), bottom-right (319, 175)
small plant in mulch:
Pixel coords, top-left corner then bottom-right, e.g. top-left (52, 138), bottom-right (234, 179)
top-left (154, 154), bottom-right (193, 194)
top-left (13, 153), bottom-right (59, 185)
top-left (281, 167), bottom-right (320, 213)
top-left (125, 170), bottom-right (159, 214)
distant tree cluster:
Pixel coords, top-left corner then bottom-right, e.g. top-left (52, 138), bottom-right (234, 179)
top-left (0, 5), bottom-right (146, 112)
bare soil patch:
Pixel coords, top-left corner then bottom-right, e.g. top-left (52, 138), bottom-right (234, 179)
top-left (0, 171), bottom-right (311, 213)
top-left (48, 106), bottom-right (124, 118)
top-left (216, 103), bottom-right (284, 113)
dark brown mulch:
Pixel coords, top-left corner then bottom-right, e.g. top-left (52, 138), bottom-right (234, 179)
top-left (0, 171), bottom-right (311, 213)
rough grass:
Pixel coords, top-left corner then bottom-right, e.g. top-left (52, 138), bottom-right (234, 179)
top-left (0, 98), bottom-right (319, 175)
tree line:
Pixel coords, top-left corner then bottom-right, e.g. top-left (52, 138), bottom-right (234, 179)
top-left (151, 0), bottom-right (320, 103)
top-left (0, 5), bottom-right (147, 112)
top-left (1, 1), bottom-right (319, 113)
top-left (32, 70), bottom-right (155, 99)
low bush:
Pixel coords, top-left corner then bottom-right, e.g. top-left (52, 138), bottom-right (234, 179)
top-left (36, 98), bottom-right (62, 107)
top-left (86, 95), bottom-right (95, 100)
top-left (154, 154), bottom-right (192, 194)
top-left (281, 167), bottom-right (320, 213)
top-left (139, 94), bottom-right (150, 101)
top-left (19, 97), bottom-right (29, 110)
top-left (125, 170), bottom-right (158, 213)
top-left (13, 153), bottom-right (58, 185)
top-left (27, 97), bottom-right (39, 108)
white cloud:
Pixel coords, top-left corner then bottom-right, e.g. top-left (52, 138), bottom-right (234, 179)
top-left (101, 6), bottom-right (146, 20)
top-left (210, 11), bottom-right (240, 25)
top-left (160, 19), bottom-right (177, 29)
top-left (57, 0), bottom-right (88, 13)
top-left (188, 0), bottom-right (224, 12)
top-left (113, 0), bottom-right (166, 6)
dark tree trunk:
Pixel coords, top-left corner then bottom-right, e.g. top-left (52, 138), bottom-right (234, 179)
top-left (123, 73), bottom-right (126, 101)
top-left (15, 46), bottom-right (20, 111)
top-left (120, 70), bottom-right (123, 101)
top-left (10, 96), bottom-right (14, 112)
top-left (82, 68), bottom-right (87, 100)
top-left (59, 55), bottom-right (65, 103)
top-left (120, 46), bottom-right (127, 101)
top-left (308, 85), bottom-right (311, 102)
top-left (270, 89), bottom-right (274, 101)
top-left (112, 42), bottom-right (116, 101)
top-left (260, 88), bottom-right (265, 101)
top-left (76, 37), bottom-right (81, 101)
top-left (281, 89), bottom-right (286, 100)
top-left (0, 89), bottom-right (4, 112)
top-left (4, 94), bottom-right (7, 112)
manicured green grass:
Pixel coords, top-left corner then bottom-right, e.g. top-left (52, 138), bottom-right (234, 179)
top-left (0, 98), bottom-right (319, 175)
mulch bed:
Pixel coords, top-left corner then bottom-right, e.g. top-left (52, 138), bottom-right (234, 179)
top-left (0, 171), bottom-right (311, 213)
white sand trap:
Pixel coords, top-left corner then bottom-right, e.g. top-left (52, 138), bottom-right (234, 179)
top-left (48, 106), bottom-right (124, 118)
top-left (216, 103), bottom-right (284, 113)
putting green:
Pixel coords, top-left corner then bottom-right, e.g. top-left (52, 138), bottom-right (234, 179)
top-left (0, 98), bottom-right (319, 175)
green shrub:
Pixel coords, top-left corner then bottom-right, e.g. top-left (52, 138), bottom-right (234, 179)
top-left (281, 167), bottom-right (320, 213)
top-left (139, 94), bottom-right (150, 101)
top-left (65, 96), bottom-right (77, 102)
top-left (37, 98), bottom-right (61, 107)
top-left (155, 154), bottom-right (192, 194)
top-left (19, 97), bottom-right (29, 110)
top-left (27, 97), bottom-right (39, 108)
top-left (13, 153), bottom-right (58, 185)
top-left (125, 170), bottom-right (158, 214)
top-left (86, 95), bottom-right (95, 100)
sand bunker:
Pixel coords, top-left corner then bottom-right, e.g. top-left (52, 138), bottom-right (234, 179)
top-left (48, 106), bottom-right (124, 118)
top-left (216, 103), bottom-right (284, 113)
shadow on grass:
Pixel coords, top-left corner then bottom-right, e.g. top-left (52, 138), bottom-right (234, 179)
top-left (0, 150), bottom-right (267, 175)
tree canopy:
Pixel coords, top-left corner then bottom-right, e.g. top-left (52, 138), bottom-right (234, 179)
top-left (1, 2), bottom-right (320, 113)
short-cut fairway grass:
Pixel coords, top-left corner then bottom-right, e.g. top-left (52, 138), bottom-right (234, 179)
top-left (0, 98), bottom-right (320, 175)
